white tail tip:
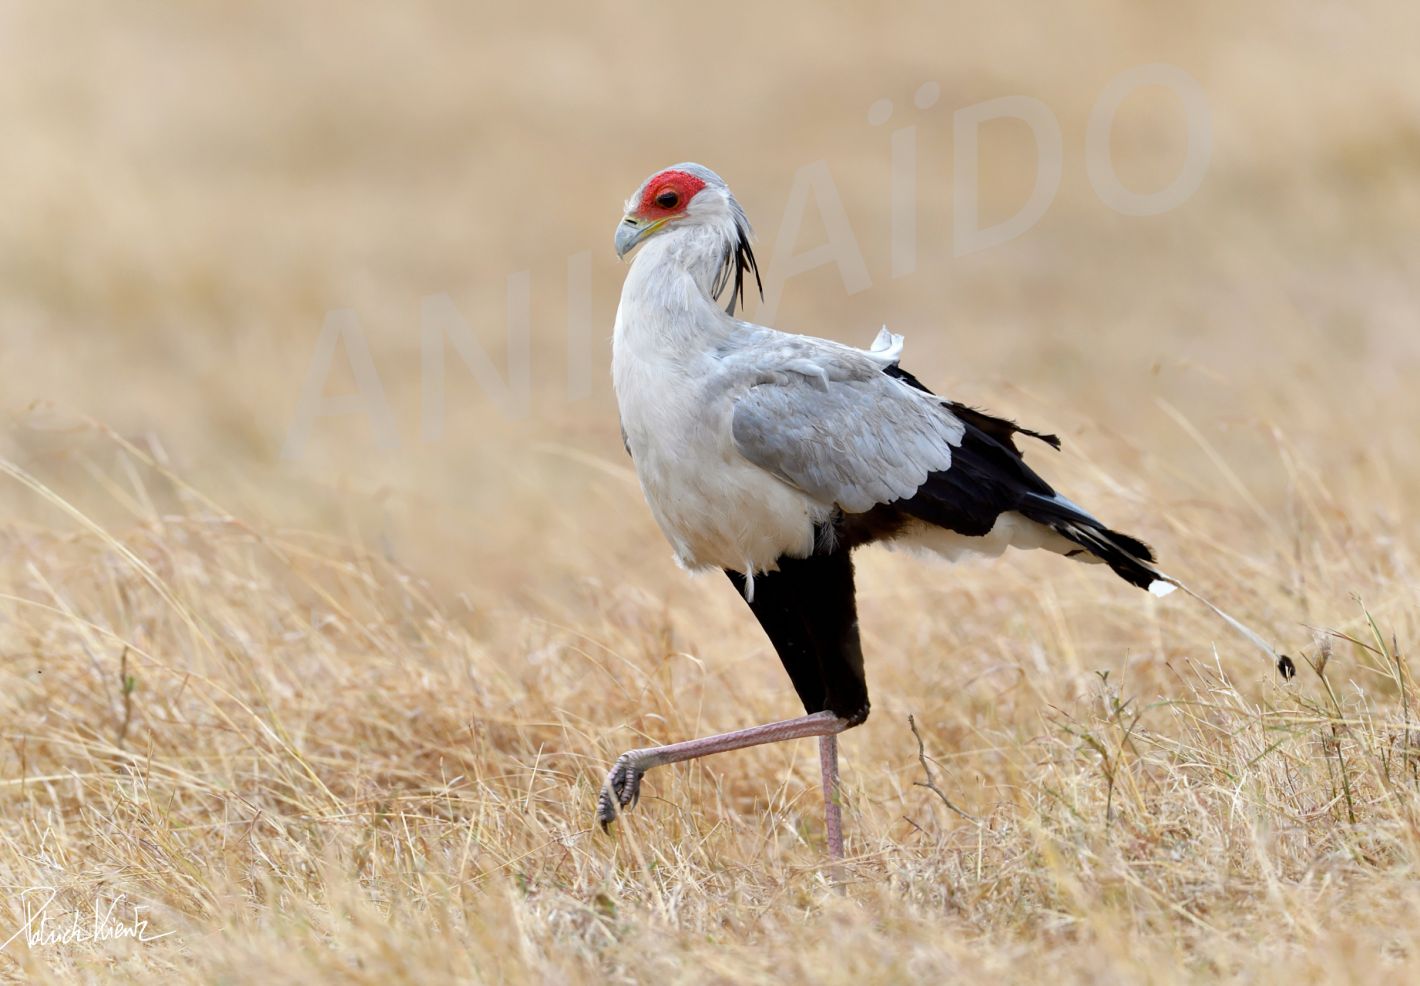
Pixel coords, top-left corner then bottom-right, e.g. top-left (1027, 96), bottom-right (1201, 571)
top-left (1148, 579), bottom-right (1177, 598)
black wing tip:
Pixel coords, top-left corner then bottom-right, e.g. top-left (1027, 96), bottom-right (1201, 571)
top-left (945, 399), bottom-right (1063, 454)
top-left (1028, 429), bottom-right (1063, 451)
top-left (878, 366), bottom-right (1062, 455)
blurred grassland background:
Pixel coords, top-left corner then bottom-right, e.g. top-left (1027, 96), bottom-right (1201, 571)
top-left (2, 1), bottom-right (1420, 983)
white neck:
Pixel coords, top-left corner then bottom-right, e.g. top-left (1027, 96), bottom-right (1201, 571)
top-left (614, 222), bottom-right (740, 358)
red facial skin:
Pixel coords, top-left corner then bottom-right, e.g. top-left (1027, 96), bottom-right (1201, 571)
top-left (635, 170), bottom-right (708, 221)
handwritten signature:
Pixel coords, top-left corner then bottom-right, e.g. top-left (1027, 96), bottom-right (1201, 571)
top-left (1, 887), bottom-right (173, 951)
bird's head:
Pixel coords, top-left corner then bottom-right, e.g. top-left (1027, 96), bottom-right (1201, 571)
top-left (615, 162), bottom-right (762, 314)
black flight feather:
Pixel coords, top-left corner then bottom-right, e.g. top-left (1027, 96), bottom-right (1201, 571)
top-left (881, 363), bottom-right (1062, 452)
top-left (870, 361), bottom-right (1157, 590)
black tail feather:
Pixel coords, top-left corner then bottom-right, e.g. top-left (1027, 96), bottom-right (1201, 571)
top-left (1019, 493), bottom-right (1159, 590)
top-left (877, 358), bottom-right (1160, 593)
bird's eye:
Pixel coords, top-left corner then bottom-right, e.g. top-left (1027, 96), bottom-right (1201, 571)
top-left (655, 188), bottom-right (680, 209)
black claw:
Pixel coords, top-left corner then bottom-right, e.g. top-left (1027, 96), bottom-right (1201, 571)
top-left (596, 756), bottom-right (644, 832)
top-left (597, 780), bottom-right (623, 831)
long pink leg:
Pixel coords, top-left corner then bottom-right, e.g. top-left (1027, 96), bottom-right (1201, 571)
top-left (819, 733), bottom-right (843, 860)
top-left (598, 710), bottom-right (851, 856)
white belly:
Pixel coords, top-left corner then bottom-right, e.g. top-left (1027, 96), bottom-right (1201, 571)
top-left (639, 448), bottom-right (822, 574)
top-left (615, 349), bottom-right (825, 575)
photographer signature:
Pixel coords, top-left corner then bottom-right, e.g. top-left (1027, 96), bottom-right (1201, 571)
top-left (1, 887), bottom-right (173, 951)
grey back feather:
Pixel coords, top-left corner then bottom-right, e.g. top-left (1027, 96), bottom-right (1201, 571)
top-left (727, 337), bottom-right (965, 514)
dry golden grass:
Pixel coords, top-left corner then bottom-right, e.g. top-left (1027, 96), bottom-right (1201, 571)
top-left (3, 2), bottom-right (1420, 982)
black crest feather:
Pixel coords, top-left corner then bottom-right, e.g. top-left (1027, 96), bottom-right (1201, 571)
top-left (713, 223), bottom-right (762, 317)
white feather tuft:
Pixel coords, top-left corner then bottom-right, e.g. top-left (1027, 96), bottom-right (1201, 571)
top-left (869, 326), bottom-right (904, 363)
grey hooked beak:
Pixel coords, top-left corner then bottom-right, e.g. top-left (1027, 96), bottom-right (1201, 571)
top-left (614, 215), bottom-right (666, 259)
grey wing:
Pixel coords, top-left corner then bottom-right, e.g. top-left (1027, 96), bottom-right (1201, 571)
top-left (731, 371), bottom-right (966, 513)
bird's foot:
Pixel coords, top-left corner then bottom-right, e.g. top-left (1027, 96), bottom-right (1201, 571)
top-left (597, 753), bottom-right (645, 831)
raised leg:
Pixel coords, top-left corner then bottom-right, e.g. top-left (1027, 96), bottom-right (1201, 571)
top-left (595, 546), bottom-right (870, 858)
top-left (730, 548), bottom-right (867, 859)
top-left (597, 710), bottom-right (851, 829)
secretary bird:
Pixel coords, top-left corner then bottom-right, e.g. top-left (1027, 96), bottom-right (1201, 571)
top-left (599, 162), bottom-right (1283, 860)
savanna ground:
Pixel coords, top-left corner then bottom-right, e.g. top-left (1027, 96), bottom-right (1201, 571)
top-left (2, 3), bottom-right (1419, 982)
